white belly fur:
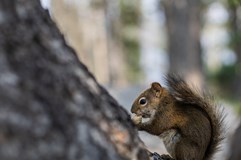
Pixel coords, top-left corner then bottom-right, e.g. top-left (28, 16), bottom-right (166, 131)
top-left (159, 129), bottom-right (181, 159)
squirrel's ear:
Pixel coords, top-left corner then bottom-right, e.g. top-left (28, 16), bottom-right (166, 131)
top-left (151, 82), bottom-right (163, 97)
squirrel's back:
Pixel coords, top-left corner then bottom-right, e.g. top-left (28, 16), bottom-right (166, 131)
top-left (166, 74), bottom-right (224, 160)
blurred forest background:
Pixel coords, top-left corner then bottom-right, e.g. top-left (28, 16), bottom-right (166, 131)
top-left (40, 0), bottom-right (241, 102)
top-left (40, 0), bottom-right (241, 159)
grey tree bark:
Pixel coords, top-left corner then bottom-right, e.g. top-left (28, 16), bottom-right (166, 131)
top-left (0, 0), bottom-right (149, 159)
top-left (162, 0), bottom-right (204, 88)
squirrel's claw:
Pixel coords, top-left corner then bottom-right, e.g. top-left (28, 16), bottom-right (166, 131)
top-left (151, 152), bottom-right (174, 160)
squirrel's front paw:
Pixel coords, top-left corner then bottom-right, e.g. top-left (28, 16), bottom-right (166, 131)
top-left (131, 114), bottom-right (142, 125)
top-left (151, 152), bottom-right (174, 160)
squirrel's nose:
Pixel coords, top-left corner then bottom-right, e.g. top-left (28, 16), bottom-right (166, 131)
top-left (131, 104), bottom-right (138, 113)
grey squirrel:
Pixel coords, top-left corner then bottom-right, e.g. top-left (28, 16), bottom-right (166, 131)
top-left (131, 75), bottom-right (224, 160)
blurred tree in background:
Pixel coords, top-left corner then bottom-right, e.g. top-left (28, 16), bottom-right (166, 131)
top-left (162, 0), bottom-right (204, 88)
top-left (41, 0), bottom-right (241, 103)
top-left (52, 0), bottom-right (112, 84)
top-left (120, 0), bottom-right (141, 83)
top-left (50, 0), bottom-right (141, 86)
top-left (207, 0), bottom-right (241, 102)
top-left (226, 0), bottom-right (241, 99)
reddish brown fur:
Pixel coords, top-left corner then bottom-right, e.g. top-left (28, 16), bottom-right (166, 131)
top-left (131, 75), bottom-right (224, 160)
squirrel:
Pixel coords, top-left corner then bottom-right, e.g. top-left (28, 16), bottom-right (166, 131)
top-left (131, 74), bottom-right (224, 160)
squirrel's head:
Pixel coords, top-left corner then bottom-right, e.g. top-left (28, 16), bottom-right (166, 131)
top-left (131, 82), bottom-right (167, 122)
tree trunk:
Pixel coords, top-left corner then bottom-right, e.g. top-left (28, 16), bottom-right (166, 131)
top-left (228, 3), bottom-right (241, 98)
top-left (0, 0), bottom-right (148, 159)
top-left (162, 0), bottom-right (204, 88)
top-left (104, 0), bottom-right (127, 86)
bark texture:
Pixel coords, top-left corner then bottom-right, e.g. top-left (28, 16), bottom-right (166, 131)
top-left (0, 0), bottom-right (148, 159)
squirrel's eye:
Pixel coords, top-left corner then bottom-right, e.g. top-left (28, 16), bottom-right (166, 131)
top-left (139, 97), bottom-right (147, 106)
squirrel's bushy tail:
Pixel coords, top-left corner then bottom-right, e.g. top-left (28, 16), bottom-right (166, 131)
top-left (165, 74), bottom-right (225, 160)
